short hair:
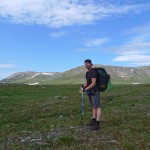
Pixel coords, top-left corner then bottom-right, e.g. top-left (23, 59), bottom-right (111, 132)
top-left (84, 59), bottom-right (92, 64)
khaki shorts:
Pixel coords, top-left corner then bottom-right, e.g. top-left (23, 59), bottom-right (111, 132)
top-left (88, 91), bottom-right (101, 108)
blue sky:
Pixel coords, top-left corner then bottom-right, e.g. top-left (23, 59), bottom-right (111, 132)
top-left (0, 0), bottom-right (150, 79)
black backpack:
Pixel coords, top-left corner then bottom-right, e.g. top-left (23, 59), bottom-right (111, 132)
top-left (94, 67), bottom-right (110, 92)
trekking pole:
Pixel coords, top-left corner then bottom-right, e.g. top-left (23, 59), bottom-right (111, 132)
top-left (81, 85), bottom-right (84, 126)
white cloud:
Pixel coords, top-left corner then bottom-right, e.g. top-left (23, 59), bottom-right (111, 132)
top-left (76, 38), bottom-right (108, 52)
top-left (85, 38), bottom-right (108, 47)
top-left (113, 55), bottom-right (150, 62)
top-left (0, 0), bottom-right (149, 28)
top-left (127, 24), bottom-right (150, 35)
top-left (50, 31), bottom-right (67, 38)
top-left (0, 64), bottom-right (15, 68)
top-left (112, 24), bottom-right (150, 66)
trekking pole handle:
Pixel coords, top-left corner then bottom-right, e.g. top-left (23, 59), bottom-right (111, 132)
top-left (81, 84), bottom-right (85, 92)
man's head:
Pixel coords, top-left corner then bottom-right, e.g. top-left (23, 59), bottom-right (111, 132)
top-left (84, 59), bottom-right (93, 70)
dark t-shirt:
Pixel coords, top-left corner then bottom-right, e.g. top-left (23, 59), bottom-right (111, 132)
top-left (86, 68), bottom-right (99, 91)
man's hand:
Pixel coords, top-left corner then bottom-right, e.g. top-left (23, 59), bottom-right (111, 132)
top-left (79, 87), bottom-right (85, 93)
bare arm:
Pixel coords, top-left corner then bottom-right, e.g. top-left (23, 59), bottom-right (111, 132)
top-left (85, 78), bottom-right (96, 91)
top-left (83, 81), bottom-right (88, 89)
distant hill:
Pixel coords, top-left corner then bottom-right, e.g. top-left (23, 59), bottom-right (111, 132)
top-left (0, 65), bottom-right (150, 85)
top-left (0, 71), bottom-right (60, 85)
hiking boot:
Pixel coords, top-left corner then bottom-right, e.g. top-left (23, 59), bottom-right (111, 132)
top-left (90, 121), bottom-right (100, 131)
top-left (86, 118), bottom-right (96, 127)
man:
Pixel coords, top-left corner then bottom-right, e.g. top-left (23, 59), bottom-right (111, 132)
top-left (80, 59), bottom-right (101, 130)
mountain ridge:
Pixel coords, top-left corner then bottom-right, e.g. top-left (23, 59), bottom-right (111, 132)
top-left (0, 65), bottom-right (150, 84)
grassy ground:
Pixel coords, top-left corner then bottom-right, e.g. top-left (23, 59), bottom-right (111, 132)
top-left (0, 84), bottom-right (150, 150)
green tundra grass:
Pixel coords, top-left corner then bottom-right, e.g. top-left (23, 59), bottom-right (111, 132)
top-left (0, 84), bottom-right (150, 150)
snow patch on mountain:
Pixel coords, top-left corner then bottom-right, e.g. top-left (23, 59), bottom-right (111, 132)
top-left (132, 83), bottom-right (140, 85)
top-left (29, 82), bottom-right (39, 85)
top-left (42, 73), bottom-right (53, 75)
top-left (27, 73), bottom-right (40, 80)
